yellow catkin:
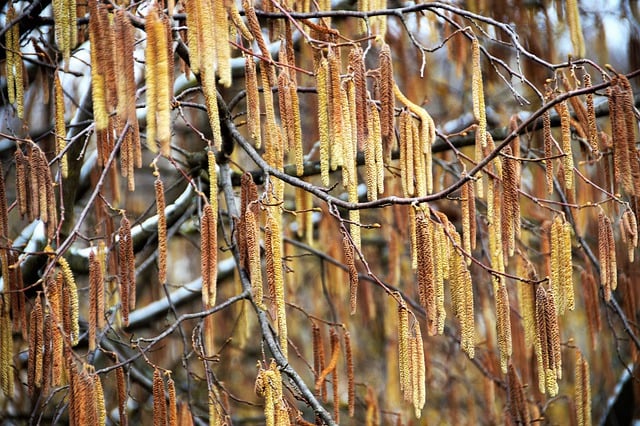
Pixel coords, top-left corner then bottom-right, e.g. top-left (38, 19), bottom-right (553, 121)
top-left (94, 372), bottom-right (106, 426)
top-left (416, 209), bottom-right (436, 335)
top-left (5, 6), bottom-right (17, 108)
top-left (622, 209), bottom-right (638, 262)
top-left (535, 286), bottom-right (549, 394)
top-left (244, 54), bottom-right (262, 148)
top-left (58, 256), bottom-right (80, 346)
top-left (144, 8), bottom-right (158, 152)
top-left (559, 101), bottom-right (574, 190)
top-left (54, 73), bottom-right (68, 178)
top-left (461, 176), bottom-right (472, 259)
top-left (583, 74), bottom-right (599, 156)
top-left (566, 0), bottom-right (585, 57)
top-left (546, 289), bottom-right (562, 385)
top-left (213, 0), bottom-right (231, 87)
top-left (562, 221), bottom-right (575, 311)
top-left (400, 110), bottom-right (414, 197)
top-left (266, 212), bottom-right (288, 359)
top-left (543, 110), bottom-right (554, 194)
top-left (155, 176), bottom-right (167, 285)
top-left (28, 294), bottom-right (44, 394)
top-left (550, 216), bottom-right (562, 312)
top-left (394, 84), bottom-right (435, 194)
top-left (496, 278), bottom-right (512, 374)
top-left (365, 103), bottom-right (379, 201)
top-left (412, 322), bottom-right (426, 418)
top-left (398, 304), bottom-right (410, 400)
top-left (150, 7), bottom-right (172, 156)
top-left (343, 233), bottom-right (359, 314)
top-left (575, 351), bottom-right (591, 426)
top-left (317, 58), bottom-right (330, 186)
top-left (0, 296), bottom-right (13, 397)
top-left (349, 46), bottom-right (368, 151)
top-left (245, 208), bottom-right (264, 308)
top-left (472, 37), bottom-right (486, 148)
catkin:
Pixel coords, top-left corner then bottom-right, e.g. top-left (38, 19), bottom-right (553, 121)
top-left (54, 73), bottom-right (68, 178)
top-left (566, 0), bottom-right (585, 57)
top-left (543, 110), bottom-right (554, 194)
top-left (153, 369), bottom-right (167, 426)
top-left (89, 251), bottom-right (104, 351)
top-left (583, 74), bottom-right (599, 155)
top-left (349, 46), bottom-right (368, 151)
top-left (472, 37), bottom-right (487, 148)
top-left (201, 204), bottom-right (217, 308)
top-left (119, 216), bottom-right (135, 325)
top-left (398, 303), bottom-right (410, 400)
top-left (116, 365), bottom-right (128, 426)
top-left (621, 209), bottom-right (638, 262)
top-left (411, 322), bottom-right (426, 418)
top-left (155, 177), bottom-right (167, 285)
top-left (495, 279), bottom-right (512, 374)
top-left (167, 376), bottom-right (178, 426)
top-left (535, 286), bottom-right (549, 394)
top-left (0, 296), bottom-right (13, 397)
top-left (317, 58), bottom-right (330, 186)
top-left (575, 351), bottom-right (591, 426)
top-left (416, 209), bottom-right (436, 335)
top-left (559, 101), bottom-right (574, 190)
top-left (244, 54), bottom-right (262, 148)
top-left (345, 330), bottom-right (355, 417)
top-left (507, 363), bottom-right (530, 425)
top-left (58, 256), bottom-right (79, 346)
top-left (28, 294), bottom-right (44, 395)
top-left (6, 6), bottom-right (24, 118)
top-left (379, 43), bottom-right (395, 158)
top-left (598, 211), bottom-right (616, 300)
top-left (265, 212), bottom-right (287, 359)
top-left (343, 233), bottom-right (359, 314)
top-left (328, 49), bottom-right (344, 171)
top-left (245, 208), bottom-right (264, 308)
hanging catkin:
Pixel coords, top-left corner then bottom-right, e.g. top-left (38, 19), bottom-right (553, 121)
top-left (575, 350), bottom-right (591, 426)
top-left (155, 176), bottom-right (167, 285)
top-left (598, 211), bottom-right (616, 300)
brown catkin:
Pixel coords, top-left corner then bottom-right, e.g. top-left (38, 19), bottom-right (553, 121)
top-left (507, 363), bottom-right (530, 425)
top-left (416, 209), bottom-right (436, 335)
top-left (15, 149), bottom-right (29, 218)
top-left (118, 216), bottom-right (135, 325)
top-left (265, 212), bottom-right (287, 359)
top-left (345, 330), bottom-right (355, 417)
top-left (28, 294), bottom-right (44, 395)
top-left (94, 372), bottom-right (106, 426)
top-left (155, 177), bottom-right (167, 285)
top-left (598, 211), bottom-right (616, 300)
top-left (379, 43), bottom-right (395, 155)
top-left (167, 376), bottom-right (178, 426)
top-left (116, 365), bottom-right (128, 426)
top-left (153, 369), bottom-right (166, 426)
top-left (201, 204), bottom-right (217, 308)
top-left (535, 286), bottom-right (549, 394)
top-left (543, 110), bottom-right (554, 194)
top-left (89, 251), bottom-right (100, 351)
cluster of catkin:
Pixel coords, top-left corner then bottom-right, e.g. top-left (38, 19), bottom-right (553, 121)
top-left (408, 205), bottom-right (475, 357)
top-left (5, 6), bottom-right (23, 118)
top-left (598, 210), bottom-right (617, 301)
top-left (89, 3), bottom-right (141, 190)
top-left (397, 304), bottom-right (426, 418)
top-left (67, 364), bottom-right (107, 425)
top-left (534, 286), bottom-right (562, 396)
top-left (312, 325), bottom-right (355, 421)
top-left (608, 75), bottom-right (640, 198)
top-left (152, 369), bottom-right (179, 426)
top-left (52, 0), bottom-right (77, 65)
top-left (15, 145), bottom-right (57, 239)
top-left (255, 361), bottom-right (289, 426)
top-left (549, 215), bottom-right (575, 314)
